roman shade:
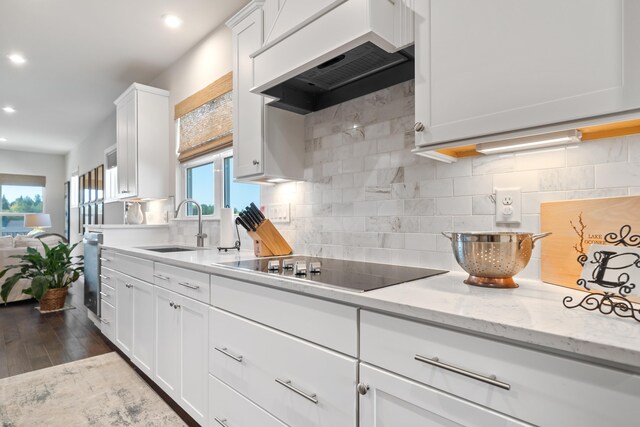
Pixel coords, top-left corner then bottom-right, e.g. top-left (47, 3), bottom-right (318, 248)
top-left (175, 72), bottom-right (233, 162)
top-left (0, 173), bottom-right (46, 187)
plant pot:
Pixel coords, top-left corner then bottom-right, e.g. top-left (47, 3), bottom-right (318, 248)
top-left (39, 287), bottom-right (68, 311)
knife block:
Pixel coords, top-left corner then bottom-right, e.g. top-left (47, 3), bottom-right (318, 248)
top-left (247, 219), bottom-right (292, 257)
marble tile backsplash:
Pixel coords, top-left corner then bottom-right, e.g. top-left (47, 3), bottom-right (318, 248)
top-left (261, 80), bottom-right (640, 279)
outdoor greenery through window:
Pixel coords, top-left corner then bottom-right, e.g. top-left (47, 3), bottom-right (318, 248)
top-left (0, 185), bottom-right (44, 236)
top-left (182, 150), bottom-right (259, 217)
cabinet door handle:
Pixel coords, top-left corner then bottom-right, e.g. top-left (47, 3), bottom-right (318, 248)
top-left (357, 383), bottom-right (370, 395)
top-left (169, 301), bottom-right (181, 309)
top-left (252, 160), bottom-right (260, 165)
top-left (214, 347), bottom-right (243, 363)
top-left (100, 318), bottom-right (110, 325)
top-left (99, 291), bottom-right (109, 297)
top-left (121, 190), bottom-right (130, 194)
top-left (99, 257), bottom-right (110, 262)
top-left (99, 274), bottom-right (110, 280)
top-left (275, 378), bottom-right (318, 404)
top-left (153, 274), bottom-right (170, 281)
top-left (125, 283), bottom-right (133, 288)
top-left (178, 282), bottom-right (199, 290)
top-left (214, 417), bottom-right (229, 427)
top-left (414, 354), bottom-right (511, 390)
top-left (414, 121), bottom-right (425, 132)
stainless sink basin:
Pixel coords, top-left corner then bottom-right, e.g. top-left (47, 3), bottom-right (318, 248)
top-left (139, 246), bottom-right (198, 253)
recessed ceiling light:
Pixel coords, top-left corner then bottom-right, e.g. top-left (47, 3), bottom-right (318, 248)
top-left (0, 137), bottom-right (7, 142)
top-left (3, 106), bottom-right (16, 114)
top-left (8, 53), bottom-right (26, 65)
top-left (162, 14), bottom-right (183, 29)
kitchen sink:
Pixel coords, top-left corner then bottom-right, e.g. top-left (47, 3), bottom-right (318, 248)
top-left (139, 246), bottom-right (198, 253)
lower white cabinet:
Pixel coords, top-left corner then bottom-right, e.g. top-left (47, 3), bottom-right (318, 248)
top-left (115, 274), bottom-right (133, 356)
top-left (100, 300), bottom-right (115, 342)
top-left (155, 286), bottom-right (208, 425)
top-left (209, 375), bottom-right (287, 427)
top-left (114, 273), bottom-right (154, 377)
top-left (359, 363), bottom-right (528, 427)
top-left (210, 307), bottom-right (357, 427)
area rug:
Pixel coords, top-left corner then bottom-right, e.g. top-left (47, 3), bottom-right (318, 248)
top-left (0, 352), bottom-right (186, 426)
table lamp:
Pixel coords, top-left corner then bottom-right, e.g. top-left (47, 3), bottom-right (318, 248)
top-left (24, 213), bottom-right (51, 236)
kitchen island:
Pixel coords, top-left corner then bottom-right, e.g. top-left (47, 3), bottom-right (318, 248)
top-left (99, 244), bottom-right (640, 427)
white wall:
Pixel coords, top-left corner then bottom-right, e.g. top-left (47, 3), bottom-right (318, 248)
top-left (0, 149), bottom-right (66, 234)
top-left (65, 113), bottom-right (116, 178)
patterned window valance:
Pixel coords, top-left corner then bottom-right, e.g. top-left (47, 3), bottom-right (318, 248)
top-left (175, 72), bottom-right (233, 162)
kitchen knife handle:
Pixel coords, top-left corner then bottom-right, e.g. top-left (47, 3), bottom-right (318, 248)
top-left (250, 202), bottom-right (266, 220)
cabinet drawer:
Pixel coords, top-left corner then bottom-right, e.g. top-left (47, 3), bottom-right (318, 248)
top-left (209, 375), bottom-right (287, 427)
top-left (100, 282), bottom-right (116, 306)
top-left (154, 263), bottom-right (210, 304)
top-left (100, 300), bottom-right (115, 342)
top-left (210, 308), bottom-right (357, 427)
top-left (360, 310), bottom-right (640, 427)
top-left (100, 266), bottom-right (117, 288)
top-left (113, 253), bottom-right (153, 282)
top-left (211, 275), bottom-right (357, 356)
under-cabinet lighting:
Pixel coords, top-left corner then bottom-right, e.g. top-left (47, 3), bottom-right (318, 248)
top-left (8, 53), bottom-right (26, 65)
top-left (476, 130), bottom-right (582, 154)
top-left (0, 137), bottom-right (7, 142)
top-left (2, 106), bottom-right (16, 114)
top-left (162, 14), bottom-right (183, 29)
top-left (411, 148), bottom-right (457, 163)
top-left (267, 178), bottom-right (290, 183)
top-left (513, 144), bottom-right (580, 157)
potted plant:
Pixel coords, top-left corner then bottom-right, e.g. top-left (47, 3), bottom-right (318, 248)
top-left (0, 241), bottom-right (83, 311)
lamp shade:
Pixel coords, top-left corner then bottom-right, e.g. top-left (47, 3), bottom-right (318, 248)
top-left (24, 213), bottom-right (51, 229)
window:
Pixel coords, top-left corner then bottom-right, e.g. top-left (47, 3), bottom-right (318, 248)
top-left (180, 149), bottom-right (260, 218)
top-left (0, 184), bottom-right (45, 236)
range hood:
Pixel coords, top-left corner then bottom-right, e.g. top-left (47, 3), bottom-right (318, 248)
top-left (250, 0), bottom-right (415, 115)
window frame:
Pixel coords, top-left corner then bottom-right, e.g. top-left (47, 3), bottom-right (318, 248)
top-left (0, 183), bottom-right (46, 237)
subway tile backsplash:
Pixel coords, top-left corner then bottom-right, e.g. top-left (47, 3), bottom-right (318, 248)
top-left (261, 80), bottom-right (640, 279)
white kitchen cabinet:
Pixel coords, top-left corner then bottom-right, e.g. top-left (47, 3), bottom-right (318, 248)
top-left (114, 83), bottom-right (170, 198)
top-left (131, 278), bottom-right (154, 377)
top-left (414, 0), bottom-right (640, 147)
top-left (359, 363), bottom-right (528, 427)
top-left (114, 273), bottom-right (154, 377)
top-left (114, 275), bottom-right (133, 356)
top-left (154, 286), bottom-right (208, 425)
top-left (227, 2), bottom-right (304, 183)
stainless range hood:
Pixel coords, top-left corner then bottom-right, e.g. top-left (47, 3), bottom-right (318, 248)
top-left (250, 0), bottom-right (415, 114)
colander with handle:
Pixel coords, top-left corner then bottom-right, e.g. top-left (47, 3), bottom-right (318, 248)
top-left (442, 231), bottom-right (552, 288)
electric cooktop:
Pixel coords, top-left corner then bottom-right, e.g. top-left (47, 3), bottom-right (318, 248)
top-left (219, 256), bottom-right (447, 292)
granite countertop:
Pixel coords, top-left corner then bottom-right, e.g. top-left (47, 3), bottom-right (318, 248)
top-left (104, 244), bottom-right (640, 371)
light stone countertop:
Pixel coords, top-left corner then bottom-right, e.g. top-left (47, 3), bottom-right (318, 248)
top-left (86, 224), bottom-right (169, 229)
top-left (104, 244), bottom-right (640, 371)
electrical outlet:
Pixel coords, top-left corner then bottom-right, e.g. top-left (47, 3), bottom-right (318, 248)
top-left (495, 187), bottom-right (521, 224)
top-left (267, 203), bottom-right (290, 223)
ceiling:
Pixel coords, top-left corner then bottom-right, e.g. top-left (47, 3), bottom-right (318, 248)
top-left (0, 0), bottom-right (248, 155)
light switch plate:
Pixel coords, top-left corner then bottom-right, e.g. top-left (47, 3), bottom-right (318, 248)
top-left (267, 203), bottom-right (290, 223)
top-left (495, 187), bottom-right (521, 224)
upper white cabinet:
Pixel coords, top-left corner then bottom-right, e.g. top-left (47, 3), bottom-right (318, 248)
top-left (227, 2), bottom-right (305, 183)
top-left (414, 0), bottom-right (640, 147)
top-left (114, 83), bottom-right (170, 198)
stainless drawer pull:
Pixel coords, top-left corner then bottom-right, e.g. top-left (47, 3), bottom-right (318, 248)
top-left (214, 417), bottom-right (229, 427)
top-left (99, 257), bottom-right (110, 262)
top-left (99, 274), bottom-right (110, 280)
top-left (275, 378), bottom-right (318, 404)
top-left (414, 354), bottom-right (511, 391)
top-left (214, 347), bottom-right (243, 363)
top-left (169, 301), bottom-right (181, 309)
top-left (125, 283), bottom-right (133, 289)
top-left (100, 318), bottom-right (110, 325)
top-left (99, 291), bottom-right (109, 297)
top-left (178, 282), bottom-right (199, 290)
top-left (153, 274), bottom-right (170, 281)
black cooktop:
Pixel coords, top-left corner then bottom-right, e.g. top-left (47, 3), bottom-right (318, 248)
top-left (219, 256), bottom-right (447, 292)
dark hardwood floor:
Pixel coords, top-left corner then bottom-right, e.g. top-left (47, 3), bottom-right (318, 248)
top-left (0, 282), bottom-right (112, 379)
top-left (0, 282), bottom-right (199, 426)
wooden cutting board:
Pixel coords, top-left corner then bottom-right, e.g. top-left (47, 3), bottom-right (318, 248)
top-left (541, 196), bottom-right (640, 300)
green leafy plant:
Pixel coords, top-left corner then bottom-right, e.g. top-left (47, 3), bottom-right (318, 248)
top-left (0, 241), bottom-right (84, 303)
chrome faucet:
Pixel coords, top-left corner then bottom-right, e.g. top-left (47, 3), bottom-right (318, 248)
top-left (175, 198), bottom-right (207, 247)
